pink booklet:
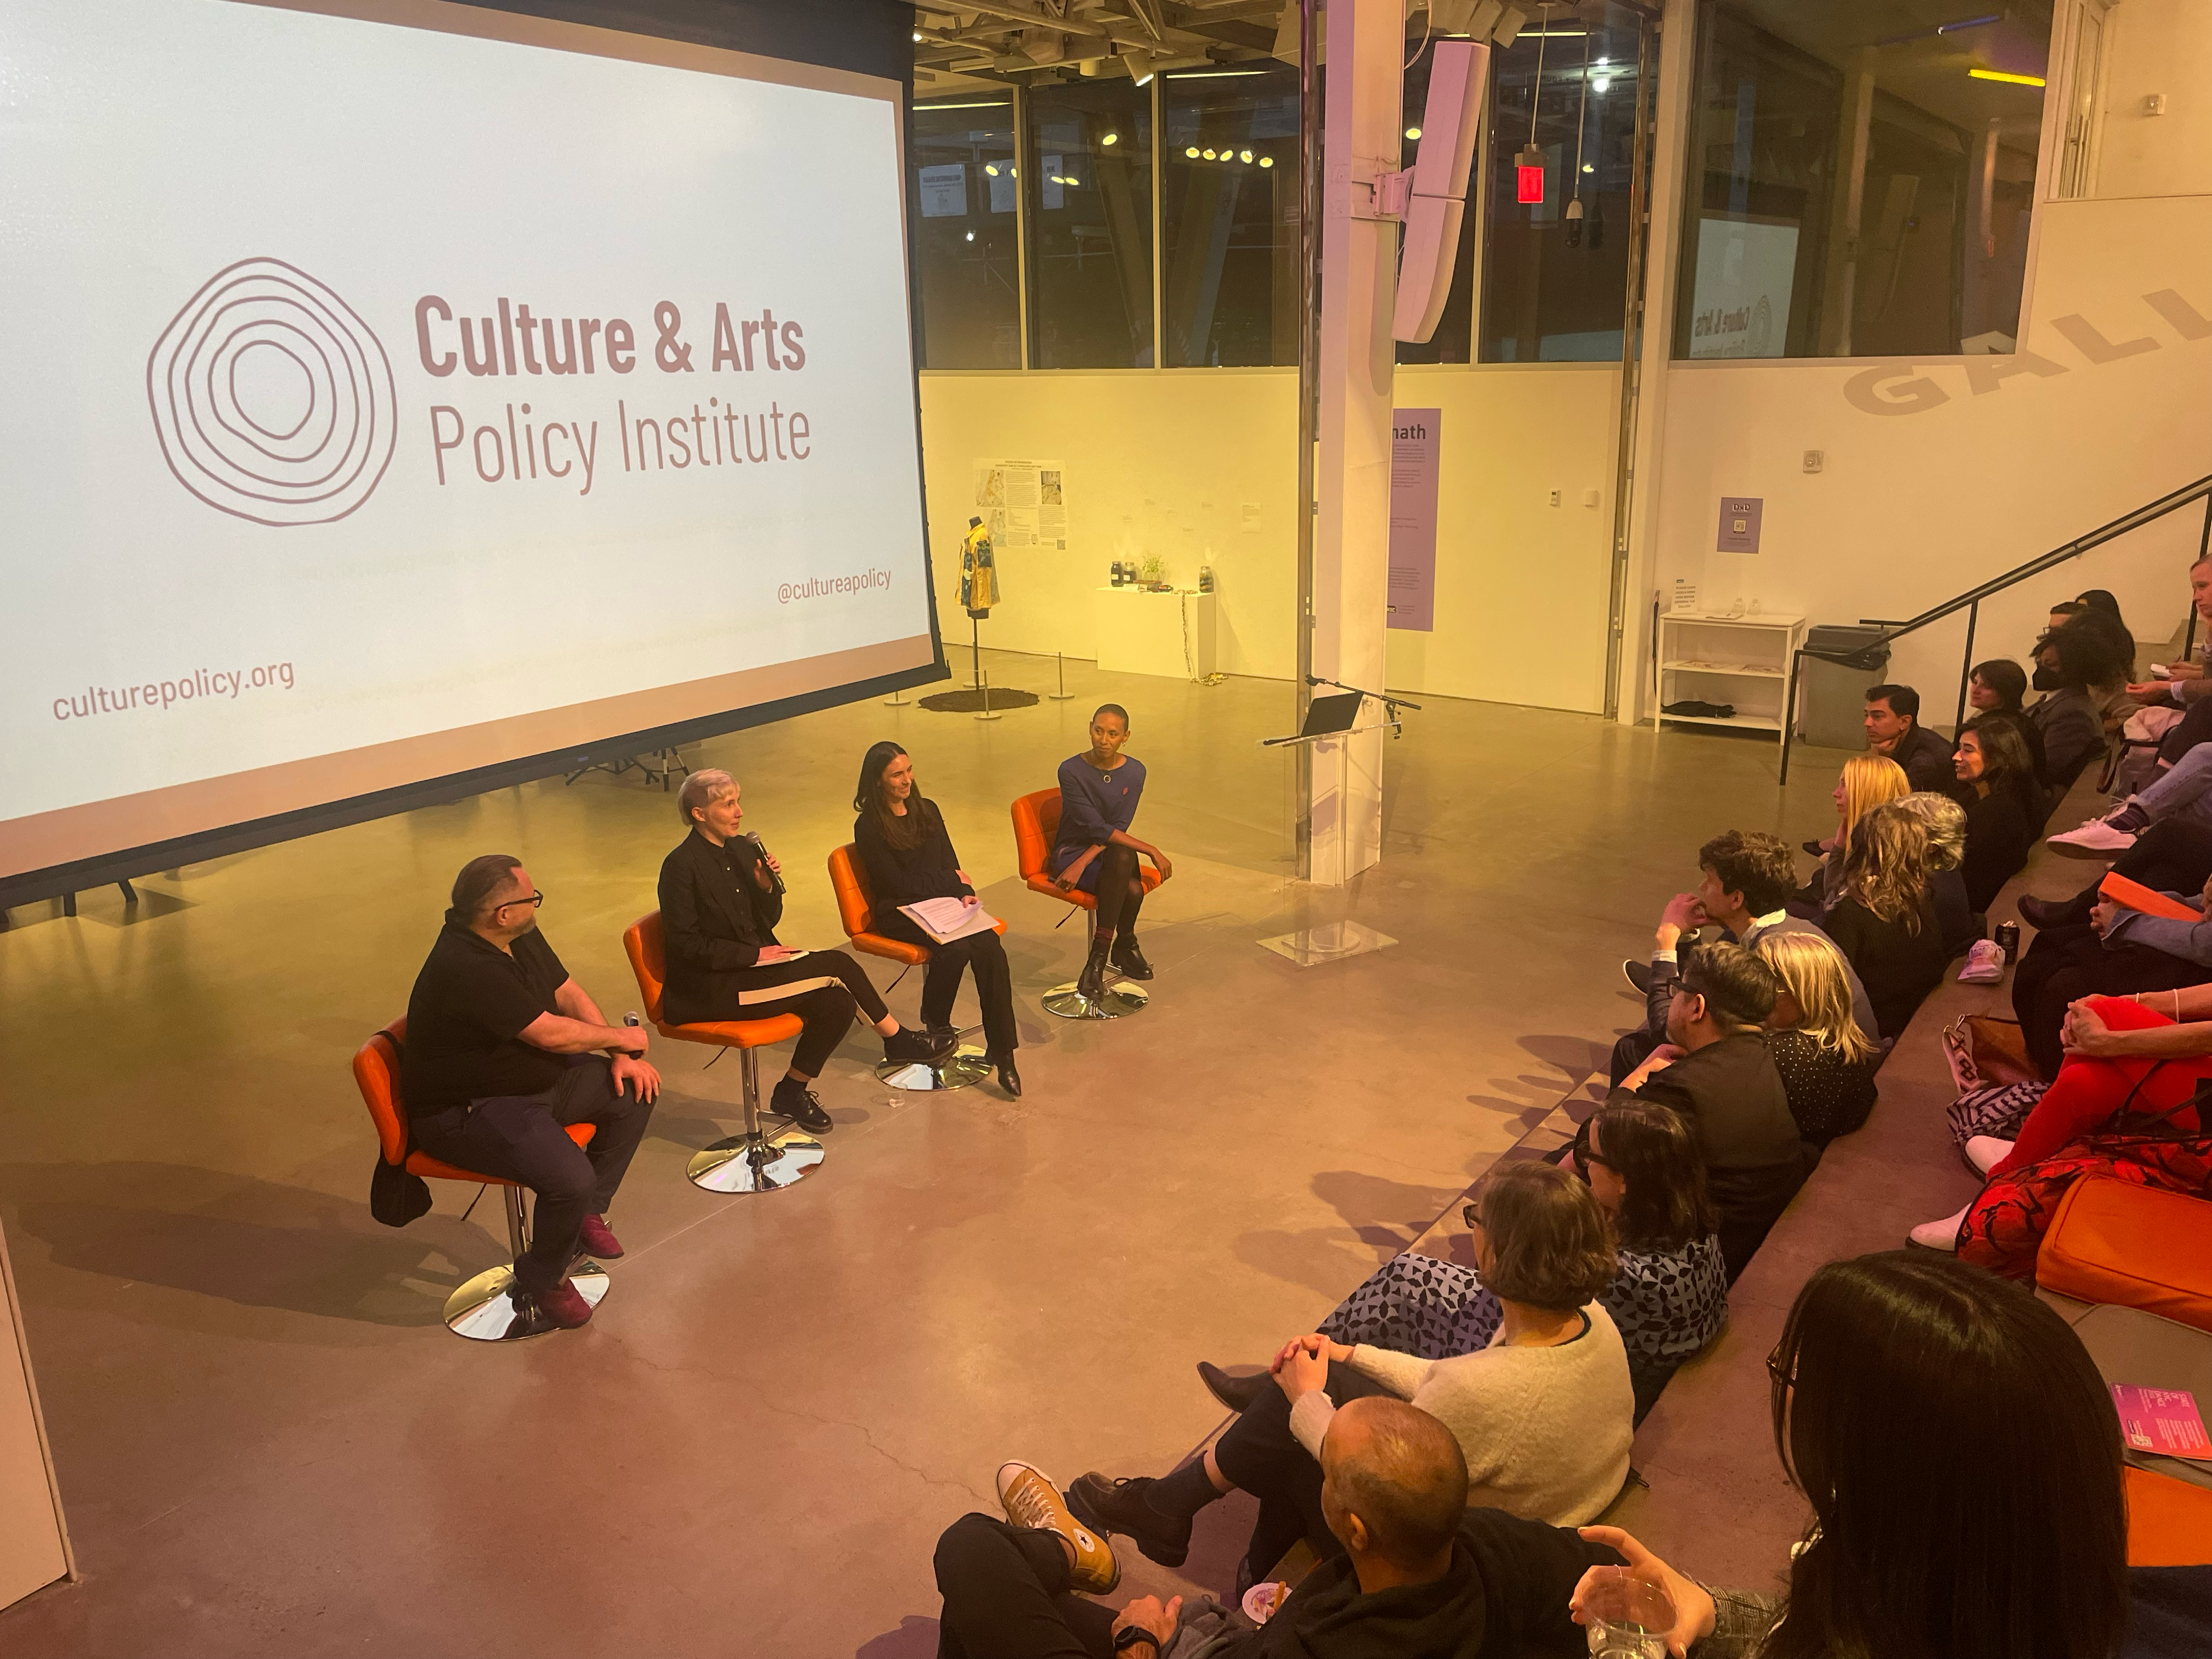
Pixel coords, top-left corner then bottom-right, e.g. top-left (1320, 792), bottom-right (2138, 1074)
top-left (2112, 1385), bottom-right (2212, 1460)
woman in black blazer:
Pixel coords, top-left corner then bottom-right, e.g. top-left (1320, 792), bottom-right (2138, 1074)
top-left (854, 742), bottom-right (1020, 1097)
top-left (1954, 718), bottom-right (2040, 913)
top-left (658, 769), bottom-right (949, 1132)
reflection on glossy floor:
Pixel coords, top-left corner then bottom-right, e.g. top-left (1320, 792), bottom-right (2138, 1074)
top-left (0, 651), bottom-right (1850, 1656)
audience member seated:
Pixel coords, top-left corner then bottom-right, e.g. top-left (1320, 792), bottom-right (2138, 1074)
top-left (1601, 944), bottom-right (1815, 1283)
top-left (1966, 657), bottom-right (2047, 783)
top-left (1053, 703), bottom-right (1172, 1000)
top-left (1952, 719), bottom-right (2040, 913)
top-left (1892, 791), bottom-right (1977, 959)
top-left (1618, 830), bottom-right (1874, 1082)
top-left (1281, 1101), bottom-right (1725, 1429)
top-left (1818, 802), bottom-right (1949, 1042)
top-left (852, 741), bottom-right (1021, 1097)
top-left (1915, 991), bottom-right (2212, 1265)
top-left (2022, 818), bottom-right (2212, 933)
top-left (1573, 1252), bottom-right (2145, 1659)
top-left (657, 769), bottom-right (950, 1133)
top-left (938, 1400), bottom-right (1632, 1659)
top-left (2050, 708), bottom-right (2212, 855)
top-left (2011, 872), bottom-right (2212, 1080)
top-left (402, 854), bottom-right (662, 1329)
top-left (1793, 754), bottom-right (1910, 914)
top-left (1754, 930), bottom-right (1880, 1148)
top-left (2063, 593), bottom-right (2144, 732)
top-left (1861, 682), bottom-right (1956, 793)
top-left (1065, 1163), bottom-right (1633, 1586)
top-left (2131, 554), bottom-right (2212, 764)
top-left (2028, 622), bottom-right (2121, 798)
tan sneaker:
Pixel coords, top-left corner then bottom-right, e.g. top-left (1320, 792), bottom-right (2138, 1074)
top-left (996, 1461), bottom-right (1120, 1594)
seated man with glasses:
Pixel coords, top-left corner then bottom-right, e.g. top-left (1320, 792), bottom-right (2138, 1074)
top-left (401, 853), bottom-right (661, 1329)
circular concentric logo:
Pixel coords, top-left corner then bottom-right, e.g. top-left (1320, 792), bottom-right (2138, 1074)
top-left (146, 257), bottom-right (396, 526)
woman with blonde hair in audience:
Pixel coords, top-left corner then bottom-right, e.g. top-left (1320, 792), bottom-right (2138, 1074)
top-left (1821, 802), bottom-right (1948, 1040)
top-left (1571, 1252), bottom-right (2141, 1659)
top-left (1798, 754), bottom-right (1911, 909)
top-left (1892, 791), bottom-right (1977, 957)
top-left (1065, 1162), bottom-right (1632, 1589)
top-left (1756, 930), bottom-right (1880, 1147)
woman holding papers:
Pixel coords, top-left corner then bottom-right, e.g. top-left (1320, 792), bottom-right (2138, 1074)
top-left (854, 742), bottom-right (1022, 1097)
top-left (661, 769), bottom-right (953, 1133)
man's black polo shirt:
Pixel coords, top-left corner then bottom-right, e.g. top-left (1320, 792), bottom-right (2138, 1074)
top-left (401, 922), bottom-right (572, 1116)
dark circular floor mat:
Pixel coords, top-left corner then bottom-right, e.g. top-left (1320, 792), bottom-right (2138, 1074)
top-left (917, 688), bottom-right (1042, 713)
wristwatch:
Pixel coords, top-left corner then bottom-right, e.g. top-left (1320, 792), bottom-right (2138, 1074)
top-left (1111, 1627), bottom-right (1159, 1655)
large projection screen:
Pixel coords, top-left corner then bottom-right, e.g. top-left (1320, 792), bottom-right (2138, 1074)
top-left (0, 0), bottom-right (940, 900)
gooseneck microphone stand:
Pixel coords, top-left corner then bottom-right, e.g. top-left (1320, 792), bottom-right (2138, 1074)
top-left (1305, 674), bottom-right (1421, 738)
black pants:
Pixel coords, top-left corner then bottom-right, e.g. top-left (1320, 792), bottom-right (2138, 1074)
top-left (2159, 696), bottom-right (2212, 765)
top-left (933, 1513), bottom-right (1115, 1659)
top-left (1212, 1361), bottom-right (1398, 1576)
top-left (411, 1056), bottom-right (653, 1298)
top-left (2012, 922), bottom-right (2207, 1079)
top-left (1093, 842), bottom-right (1148, 936)
top-left (878, 911), bottom-right (1019, 1058)
top-left (2039, 820), bottom-right (2212, 931)
top-left (724, 950), bottom-right (890, 1076)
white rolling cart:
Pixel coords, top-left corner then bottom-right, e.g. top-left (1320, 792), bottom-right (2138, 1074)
top-left (1654, 611), bottom-right (1807, 763)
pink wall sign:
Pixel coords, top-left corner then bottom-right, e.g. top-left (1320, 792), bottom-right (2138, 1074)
top-left (1389, 408), bottom-right (1441, 633)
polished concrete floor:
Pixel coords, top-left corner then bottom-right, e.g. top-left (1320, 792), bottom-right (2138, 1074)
top-left (0, 650), bottom-right (1853, 1656)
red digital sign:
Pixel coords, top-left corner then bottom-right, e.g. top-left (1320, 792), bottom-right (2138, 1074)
top-left (1516, 163), bottom-right (1545, 204)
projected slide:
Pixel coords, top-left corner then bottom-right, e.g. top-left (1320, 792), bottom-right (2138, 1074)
top-left (0, 0), bottom-right (935, 883)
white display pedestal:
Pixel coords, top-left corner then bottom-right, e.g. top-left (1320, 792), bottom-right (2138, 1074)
top-left (1654, 611), bottom-right (1807, 763)
top-left (1093, 587), bottom-right (1216, 681)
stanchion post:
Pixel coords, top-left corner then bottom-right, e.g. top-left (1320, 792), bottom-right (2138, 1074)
top-left (1049, 650), bottom-right (1076, 700)
top-left (975, 670), bottom-right (1002, 722)
top-left (883, 681), bottom-right (911, 706)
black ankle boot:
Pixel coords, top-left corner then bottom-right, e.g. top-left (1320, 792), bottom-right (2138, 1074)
top-left (1110, 935), bottom-right (1153, 980)
top-left (1076, 937), bottom-right (1111, 1000)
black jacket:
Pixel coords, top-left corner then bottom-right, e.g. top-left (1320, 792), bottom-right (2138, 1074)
top-left (1823, 890), bottom-right (1948, 1041)
top-left (1958, 782), bottom-right (2039, 913)
top-left (854, 800), bottom-right (971, 913)
top-left (1888, 723), bottom-right (1958, 794)
top-left (1227, 1509), bottom-right (1622, 1659)
top-left (657, 830), bottom-right (783, 1025)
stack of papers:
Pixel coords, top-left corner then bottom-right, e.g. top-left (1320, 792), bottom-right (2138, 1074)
top-left (898, 896), bottom-right (999, 944)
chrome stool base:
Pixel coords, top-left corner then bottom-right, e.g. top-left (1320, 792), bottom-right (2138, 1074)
top-left (875, 1044), bottom-right (991, 1091)
top-left (687, 1128), bottom-right (826, 1193)
top-left (1042, 979), bottom-right (1149, 1019)
top-left (443, 1260), bottom-right (610, 1342)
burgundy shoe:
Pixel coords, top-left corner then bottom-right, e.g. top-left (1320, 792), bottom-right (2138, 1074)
top-left (578, 1214), bottom-right (624, 1259)
top-left (528, 1278), bottom-right (594, 1329)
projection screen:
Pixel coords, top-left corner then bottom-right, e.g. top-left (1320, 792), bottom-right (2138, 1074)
top-left (0, 0), bottom-right (940, 900)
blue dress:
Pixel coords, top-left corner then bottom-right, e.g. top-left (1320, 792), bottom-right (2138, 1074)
top-left (1052, 754), bottom-right (1146, 893)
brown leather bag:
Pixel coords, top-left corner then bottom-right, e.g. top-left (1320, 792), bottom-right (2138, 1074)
top-left (1942, 1014), bottom-right (2039, 1093)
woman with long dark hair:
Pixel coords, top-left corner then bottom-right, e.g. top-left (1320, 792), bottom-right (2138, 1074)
top-left (853, 741), bottom-right (1021, 1097)
top-left (1571, 1252), bottom-right (2133, 1659)
top-left (1953, 718), bottom-right (2040, 912)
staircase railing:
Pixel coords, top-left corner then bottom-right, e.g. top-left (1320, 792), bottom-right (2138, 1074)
top-left (1776, 475), bottom-right (2212, 783)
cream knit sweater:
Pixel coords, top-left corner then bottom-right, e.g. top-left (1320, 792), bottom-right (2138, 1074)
top-left (1286, 1302), bottom-right (1634, 1527)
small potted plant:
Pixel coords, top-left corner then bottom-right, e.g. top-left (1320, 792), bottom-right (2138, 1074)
top-left (1139, 554), bottom-right (1169, 591)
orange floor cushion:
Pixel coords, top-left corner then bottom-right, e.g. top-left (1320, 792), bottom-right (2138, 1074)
top-left (2039, 1178), bottom-right (2212, 1335)
top-left (2128, 1465), bottom-right (2212, 1566)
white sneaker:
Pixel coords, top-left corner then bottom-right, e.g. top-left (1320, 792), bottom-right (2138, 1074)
top-left (1956, 939), bottom-right (2005, 984)
top-left (1965, 1136), bottom-right (2015, 1175)
top-left (1909, 1204), bottom-right (1971, 1251)
top-left (2047, 816), bottom-right (2139, 857)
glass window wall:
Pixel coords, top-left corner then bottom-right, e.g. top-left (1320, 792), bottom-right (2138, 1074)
top-left (912, 98), bottom-right (1020, 369)
top-left (1025, 80), bottom-right (1154, 368)
top-left (1160, 65), bottom-right (1302, 368)
top-left (1674, 2), bottom-right (2052, 360)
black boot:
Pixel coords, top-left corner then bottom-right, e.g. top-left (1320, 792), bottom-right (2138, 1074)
top-left (1076, 935), bottom-right (1111, 1001)
top-left (1196, 1361), bottom-right (1269, 1413)
top-left (1110, 934), bottom-right (1154, 980)
top-left (992, 1053), bottom-right (1022, 1098)
top-left (770, 1076), bottom-right (833, 1134)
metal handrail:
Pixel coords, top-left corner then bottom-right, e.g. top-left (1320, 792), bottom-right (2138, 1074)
top-left (1776, 473), bottom-right (2212, 782)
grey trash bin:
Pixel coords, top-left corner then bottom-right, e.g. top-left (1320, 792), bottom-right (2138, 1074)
top-left (1796, 624), bottom-right (1891, 748)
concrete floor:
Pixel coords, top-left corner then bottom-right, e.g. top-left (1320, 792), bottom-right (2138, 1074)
top-left (0, 650), bottom-right (1851, 1657)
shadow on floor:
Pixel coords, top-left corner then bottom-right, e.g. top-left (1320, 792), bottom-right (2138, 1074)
top-left (1, 1160), bottom-right (509, 1328)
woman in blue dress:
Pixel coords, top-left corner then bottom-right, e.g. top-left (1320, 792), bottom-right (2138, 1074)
top-left (1052, 703), bottom-right (1173, 999)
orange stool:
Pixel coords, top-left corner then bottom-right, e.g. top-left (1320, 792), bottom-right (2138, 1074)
top-left (828, 843), bottom-right (1001, 1091)
top-left (622, 911), bottom-right (820, 1195)
top-left (353, 1017), bottom-right (608, 1341)
top-left (1011, 786), bottom-right (1160, 1020)
top-left (2039, 1178), bottom-right (2212, 1335)
top-left (2126, 1464), bottom-right (2212, 1565)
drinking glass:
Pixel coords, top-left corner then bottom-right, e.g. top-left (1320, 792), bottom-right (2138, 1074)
top-left (1581, 1566), bottom-right (1675, 1659)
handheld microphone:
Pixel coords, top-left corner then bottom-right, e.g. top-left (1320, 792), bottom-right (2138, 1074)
top-left (743, 831), bottom-right (787, 896)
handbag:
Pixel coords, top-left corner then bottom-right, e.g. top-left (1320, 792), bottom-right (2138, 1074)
top-left (1948, 1079), bottom-right (2047, 1146)
top-left (1942, 1013), bottom-right (2038, 1093)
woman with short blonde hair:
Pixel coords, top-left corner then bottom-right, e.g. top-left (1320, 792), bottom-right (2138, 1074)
top-left (1757, 929), bottom-right (1881, 1145)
